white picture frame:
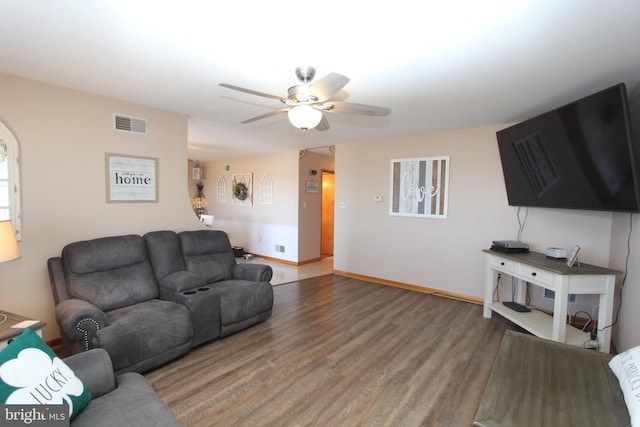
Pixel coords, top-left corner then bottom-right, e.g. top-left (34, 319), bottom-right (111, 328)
top-left (106, 153), bottom-right (158, 202)
top-left (232, 173), bottom-right (252, 206)
top-left (389, 156), bottom-right (450, 218)
top-left (567, 245), bottom-right (581, 268)
top-left (192, 166), bottom-right (201, 180)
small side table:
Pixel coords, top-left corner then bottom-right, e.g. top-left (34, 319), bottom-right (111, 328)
top-left (0, 310), bottom-right (46, 350)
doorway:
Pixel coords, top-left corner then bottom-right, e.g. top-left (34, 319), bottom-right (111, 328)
top-left (321, 170), bottom-right (335, 256)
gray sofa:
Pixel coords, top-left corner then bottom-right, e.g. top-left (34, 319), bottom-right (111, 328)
top-left (65, 348), bottom-right (180, 427)
top-left (474, 330), bottom-right (630, 426)
top-left (48, 229), bottom-right (274, 375)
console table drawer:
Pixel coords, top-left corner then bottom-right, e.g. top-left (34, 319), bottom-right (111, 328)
top-left (518, 265), bottom-right (554, 286)
top-left (490, 256), bottom-right (518, 274)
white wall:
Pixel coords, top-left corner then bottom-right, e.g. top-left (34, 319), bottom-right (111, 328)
top-left (0, 73), bottom-right (201, 341)
top-left (202, 150), bottom-right (335, 263)
top-left (334, 126), bottom-right (617, 310)
top-left (610, 212), bottom-right (640, 351)
top-left (202, 151), bottom-right (300, 262)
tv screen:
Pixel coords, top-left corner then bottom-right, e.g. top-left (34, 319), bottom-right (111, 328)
top-left (496, 83), bottom-right (640, 213)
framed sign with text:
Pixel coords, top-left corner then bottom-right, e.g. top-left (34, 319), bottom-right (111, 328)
top-left (389, 156), bottom-right (450, 218)
top-left (106, 153), bottom-right (158, 202)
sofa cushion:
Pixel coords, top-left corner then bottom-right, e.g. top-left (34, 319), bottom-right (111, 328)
top-left (71, 372), bottom-right (181, 427)
top-left (95, 299), bottom-right (192, 373)
top-left (62, 235), bottom-right (159, 311)
top-left (0, 328), bottom-right (92, 420)
top-left (63, 349), bottom-right (116, 399)
top-left (143, 231), bottom-right (186, 282)
top-left (210, 280), bottom-right (274, 326)
top-left (179, 230), bottom-right (236, 283)
top-left (159, 271), bottom-right (206, 293)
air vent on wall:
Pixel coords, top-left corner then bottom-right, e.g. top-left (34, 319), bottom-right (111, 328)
top-left (114, 114), bottom-right (148, 135)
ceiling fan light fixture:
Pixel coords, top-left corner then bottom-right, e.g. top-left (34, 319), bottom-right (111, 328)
top-left (288, 105), bottom-right (322, 131)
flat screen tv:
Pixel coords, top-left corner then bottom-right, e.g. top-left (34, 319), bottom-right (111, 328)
top-left (496, 83), bottom-right (640, 213)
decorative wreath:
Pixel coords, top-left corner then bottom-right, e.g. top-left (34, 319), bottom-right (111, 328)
top-left (233, 182), bottom-right (249, 200)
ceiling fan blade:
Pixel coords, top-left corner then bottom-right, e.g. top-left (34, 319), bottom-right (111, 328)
top-left (241, 108), bottom-right (288, 124)
top-left (310, 73), bottom-right (350, 101)
top-left (326, 101), bottom-right (391, 117)
top-left (315, 114), bottom-right (330, 131)
top-left (219, 83), bottom-right (284, 102)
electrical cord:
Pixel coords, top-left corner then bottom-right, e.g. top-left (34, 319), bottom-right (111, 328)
top-left (0, 313), bottom-right (7, 326)
top-left (599, 212), bottom-right (633, 333)
top-left (572, 310), bottom-right (593, 331)
top-left (493, 273), bottom-right (502, 302)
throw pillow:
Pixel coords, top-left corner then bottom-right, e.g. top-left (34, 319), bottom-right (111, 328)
top-left (0, 328), bottom-right (91, 420)
top-left (609, 345), bottom-right (640, 427)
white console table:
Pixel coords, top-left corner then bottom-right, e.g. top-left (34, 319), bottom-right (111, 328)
top-left (483, 249), bottom-right (619, 353)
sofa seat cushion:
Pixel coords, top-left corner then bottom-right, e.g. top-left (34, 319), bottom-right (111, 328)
top-left (209, 280), bottom-right (274, 328)
top-left (95, 299), bottom-right (192, 373)
top-left (71, 372), bottom-right (180, 427)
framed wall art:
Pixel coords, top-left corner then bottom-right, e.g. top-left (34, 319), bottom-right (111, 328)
top-left (305, 181), bottom-right (318, 193)
top-left (192, 166), bottom-right (201, 180)
top-left (106, 153), bottom-right (158, 202)
top-left (232, 173), bottom-right (252, 206)
top-left (389, 156), bottom-right (450, 218)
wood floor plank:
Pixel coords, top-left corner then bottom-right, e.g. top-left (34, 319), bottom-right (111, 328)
top-left (145, 274), bottom-right (520, 426)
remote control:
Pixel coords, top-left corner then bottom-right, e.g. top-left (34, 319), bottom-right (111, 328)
top-left (502, 301), bottom-right (531, 313)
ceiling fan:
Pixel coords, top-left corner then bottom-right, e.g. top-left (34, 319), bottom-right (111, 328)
top-left (219, 66), bottom-right (391, 131)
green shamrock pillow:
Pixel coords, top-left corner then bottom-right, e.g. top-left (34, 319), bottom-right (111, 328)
top-left (0, 328), bottom-right (91, 420)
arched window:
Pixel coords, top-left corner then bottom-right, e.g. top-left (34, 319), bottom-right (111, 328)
top-left (216, 176), bottom-right (227, 202)
top-left (260, 173), bottom-right (273, 204)
top-left (0, 122), bottom-right (21, 240)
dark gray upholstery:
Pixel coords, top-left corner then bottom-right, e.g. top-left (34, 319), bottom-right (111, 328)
top-left (49, 234), bottom-right (193, 374)
top-left (179, 230), bottom-right (236, 283)
top-left (64, 349), bottom-right (180, 427)
top-left (97, 299), bottom-right (192, 373)
top-left (178, 230), bottom-right (274, 337)
top-left (143, 231), bottom-right (186, 282)
top-left (62, 235), bottom-right (159, 311)
top-left (144, 230), bottom-right (221, 346)
top-left (48, 229), bottom-right (274, 374)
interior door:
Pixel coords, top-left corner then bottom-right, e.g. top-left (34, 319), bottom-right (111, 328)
top-left (321, 171), bottom-right (335, 256)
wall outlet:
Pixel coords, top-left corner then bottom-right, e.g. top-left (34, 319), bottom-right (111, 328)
top-left (544, 288), bottom-right (577, 304)
top-left (275, 245), bottom-right (285, 253)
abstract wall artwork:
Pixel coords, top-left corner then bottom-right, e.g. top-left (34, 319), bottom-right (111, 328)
top-left (389, 156), bottom-right (450, 218)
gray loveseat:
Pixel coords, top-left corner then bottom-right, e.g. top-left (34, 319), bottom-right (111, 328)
top-left (48, 229), bottom-right (274, 375)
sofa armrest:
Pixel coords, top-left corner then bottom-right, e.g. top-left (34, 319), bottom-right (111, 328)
top-left (63, 348), bottom-right (116, 398)
top-left (159, 270), bottom-right (206, 293)
top-left (55, 299), bottom-right (109, 351)
top-left (47, 257), bottom-right (70, 304)
top-left (232, 263), bottom-right (273, 282)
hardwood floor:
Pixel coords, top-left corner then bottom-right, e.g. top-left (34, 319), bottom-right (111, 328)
top-left (145, 275), bottom-right (520, 426)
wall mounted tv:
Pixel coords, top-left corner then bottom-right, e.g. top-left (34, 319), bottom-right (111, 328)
top-left (496, 82), bottom-right (640, 213)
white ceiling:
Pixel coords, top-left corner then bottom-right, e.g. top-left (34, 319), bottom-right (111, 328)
top-left (1, 1), bottom-right (639, 161)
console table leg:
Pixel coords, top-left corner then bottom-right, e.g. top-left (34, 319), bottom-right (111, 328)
top-left (484, 264), bottom-right (495, 318)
